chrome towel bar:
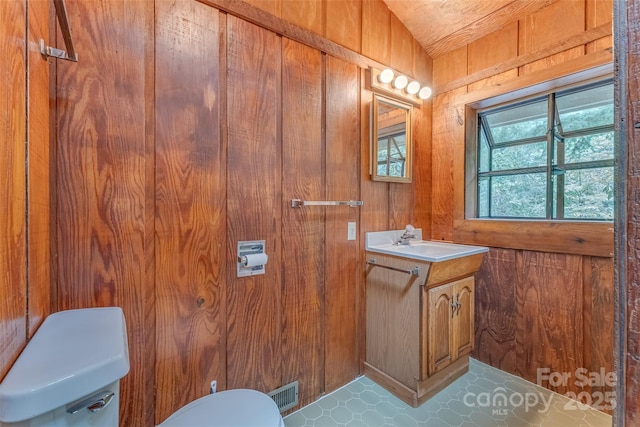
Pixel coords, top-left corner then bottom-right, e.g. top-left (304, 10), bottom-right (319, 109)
top-left (366, 258), bottom-right (420, 276)
top-left (291, 199), bottom-right (363, 208)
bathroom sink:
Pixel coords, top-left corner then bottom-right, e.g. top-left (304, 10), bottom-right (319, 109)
top-left (366, 229), bottom-right (488, 262)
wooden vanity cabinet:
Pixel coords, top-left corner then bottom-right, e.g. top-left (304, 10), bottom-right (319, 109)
top-left (364, 252), bottom-right (483, 407)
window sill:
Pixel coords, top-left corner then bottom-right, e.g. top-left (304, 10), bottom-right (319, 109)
top-left (453, 219), bottom-right (613, 257)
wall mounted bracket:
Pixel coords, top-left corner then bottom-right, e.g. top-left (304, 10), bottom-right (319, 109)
top-left (41, 0), bottom-right (78, 62)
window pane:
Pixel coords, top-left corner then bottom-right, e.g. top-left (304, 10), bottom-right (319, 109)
top-left (490, 173), bottom-right (547, 218)
top-left (478, 177), bottom-right (489, 217)
top-left (556, 83), bottom-right (613, 132)
top-left (484, 98), bottom-right (548, 144)
top-left (492, 142), bottom-right (547, 170)
top-left (563, 132), bottom-right (614, 164)
top-left (478, 127), bottom-right (490, 173)
top-left (564, 167), bottom-right (614, 220)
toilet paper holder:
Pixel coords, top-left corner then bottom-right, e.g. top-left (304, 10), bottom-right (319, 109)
top-left (237, 240), bottom-right (268, 277)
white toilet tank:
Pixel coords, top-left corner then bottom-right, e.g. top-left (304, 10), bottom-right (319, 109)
top-left (0, 308), bottom-right (130, 427)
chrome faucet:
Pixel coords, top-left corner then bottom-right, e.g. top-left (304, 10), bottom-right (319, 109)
top-left (394, 224), bottom-right (416, 245)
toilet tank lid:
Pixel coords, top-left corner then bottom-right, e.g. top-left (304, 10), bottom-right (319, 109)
top-left (0, 307), bottom-right (130, 423)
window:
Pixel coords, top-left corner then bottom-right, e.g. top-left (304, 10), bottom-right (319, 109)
top-left (476, 79), bottom-right (614, 220)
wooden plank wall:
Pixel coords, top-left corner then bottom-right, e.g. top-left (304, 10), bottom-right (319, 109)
top-left (0, 0), bottom-right (50, 381)
top-left (0, 0), bottom-right (27, 379)
top-left (475, 250), bottom-right (614, 397)
top-left (54, 1), bottom-right (155, 426)
top-left (430, 0), bottom-right (615, 409)
top-left (26, 0), bottom-right (51, 336)
top-left (154, 0), bottom-right (225, 420)
top-left (50, 0), bottom-right (433, 425)
top-left (621, 0), bottom-right (640, 422)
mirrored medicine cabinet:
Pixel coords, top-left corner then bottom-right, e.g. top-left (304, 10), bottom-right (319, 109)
top-left (371, 94), bottom-right (413, 183)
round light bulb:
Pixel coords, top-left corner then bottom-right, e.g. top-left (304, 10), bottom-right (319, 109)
top-left (418, 86), bottom-right (432, 100)
top-left (406, 81), bottom-right (420, 95)
top-left (378, 68), bottom-right (394, 84)
top-left (393, 75), bottom-right (408, 90)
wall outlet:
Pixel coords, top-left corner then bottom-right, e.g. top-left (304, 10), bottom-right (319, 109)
top-left (347, 222), bottom-right (356, 241)
top-left (210, 380), bottom-right (217, 394)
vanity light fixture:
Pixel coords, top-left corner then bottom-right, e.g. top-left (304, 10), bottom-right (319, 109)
top-left (406, 81), bottom-right (420, 95)
top-left (393, 75), bottom-right (408, 90)
top-left (418, 86), bottom-right (432, 100)
top-left (368, 67), bottom-right (432, 106)
top-left (378, 68), bottom-right (394, 84)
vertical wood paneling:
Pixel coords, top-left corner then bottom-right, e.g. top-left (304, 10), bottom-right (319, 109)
top-left (325, 55), bottom-right (360, 392)
top-left (281, 0), bottom-right (324, 36)
top-left (467, 23), bottom-right (518, 74)
top-left (0, 0), bottom-right (26, 379)
top-left (155, 1), bottom-right (224, 423)
top-left (142, 2), bottom-right (157, 426)
top-left (55, 1), bottom-right (150, 425)
top-left (518, 1), bottom-right (585, 53)
top-left (517, 2), bottom-right (586, 75)
top-left (413, 102), bottom-right (432, 238)
top-left (623, 0), bottom-right (640, 420)
top-left (413, 39), bottom-right (433, 83)
top-left (359, 75), bottom-right (388, 374)
top-left (474, 248), bottom-right (517, 374)
top-left (325, 0), bottom-right (361, 53)
top-left (431, 88), bottom-right (466, 241)
top-left (432, 46), bottom-right (467, 90)
top-left (584, 257), bottom-right (614, 400)
top-left (226, 16), bottom-right (282, 392)
top-left (361, 0), bottom-right (391, 65)
top-left (281, 38), bottom-right (324, 407)
top-left (360, 79), bottom-right (389, 236)
top-left (474, 250), bottom-right (613, 401)
top-left (390, 13), bottom-right (414, 75)
top-left (42, 0), bottom-right (436, 423)
top-left (586, 0), bottom-right (613, 52)
top-left (516, 251), bottom-right (583, 394)
top-left (389, 181), bottom-right (415, 229)
top-left (26, 0), bottom-right (50, 336)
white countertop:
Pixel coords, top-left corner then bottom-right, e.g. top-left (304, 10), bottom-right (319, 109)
top-left (366, 229), bottom-right (489, 263)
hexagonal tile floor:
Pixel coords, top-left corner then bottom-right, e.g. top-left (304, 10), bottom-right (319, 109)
top-left (284, 359), bottom-right (612, 427)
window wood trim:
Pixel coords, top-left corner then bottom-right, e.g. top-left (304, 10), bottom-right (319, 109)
top-left (458, 64), bottom-right (614, 257)
top-left (453, 219), bottom-right (613, 257)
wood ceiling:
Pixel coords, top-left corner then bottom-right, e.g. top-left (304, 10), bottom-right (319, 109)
top-left (382, 0), bottom-right (559, 58)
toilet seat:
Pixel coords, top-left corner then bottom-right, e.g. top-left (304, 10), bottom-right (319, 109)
top-left (157, 389), bottom-right (285, 427)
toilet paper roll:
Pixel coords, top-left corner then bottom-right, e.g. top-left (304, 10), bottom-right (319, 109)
top-left (242, 253), bottom-right (268, 267)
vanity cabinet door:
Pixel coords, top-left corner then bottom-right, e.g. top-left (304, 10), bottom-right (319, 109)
top-left (426, 277), bottom-right (475, 376)
top-left (452, 277), bottom-right (475, 358)
top-left (427, 282), bottom-right (455, 375)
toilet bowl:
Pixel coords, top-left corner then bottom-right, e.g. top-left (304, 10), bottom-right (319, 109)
top-left (0, 308), bottom-right (284, 427)
top-left (157, 389), bottom-right (284, 427)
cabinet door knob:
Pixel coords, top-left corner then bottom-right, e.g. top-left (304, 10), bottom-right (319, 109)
top-left (455, 294), bottom-right (462, 316)
top-left (451, 297), bottom-right (456, 318)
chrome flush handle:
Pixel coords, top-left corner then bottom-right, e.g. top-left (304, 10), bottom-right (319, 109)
top-left (67, 391), bottom-right (115, 415)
